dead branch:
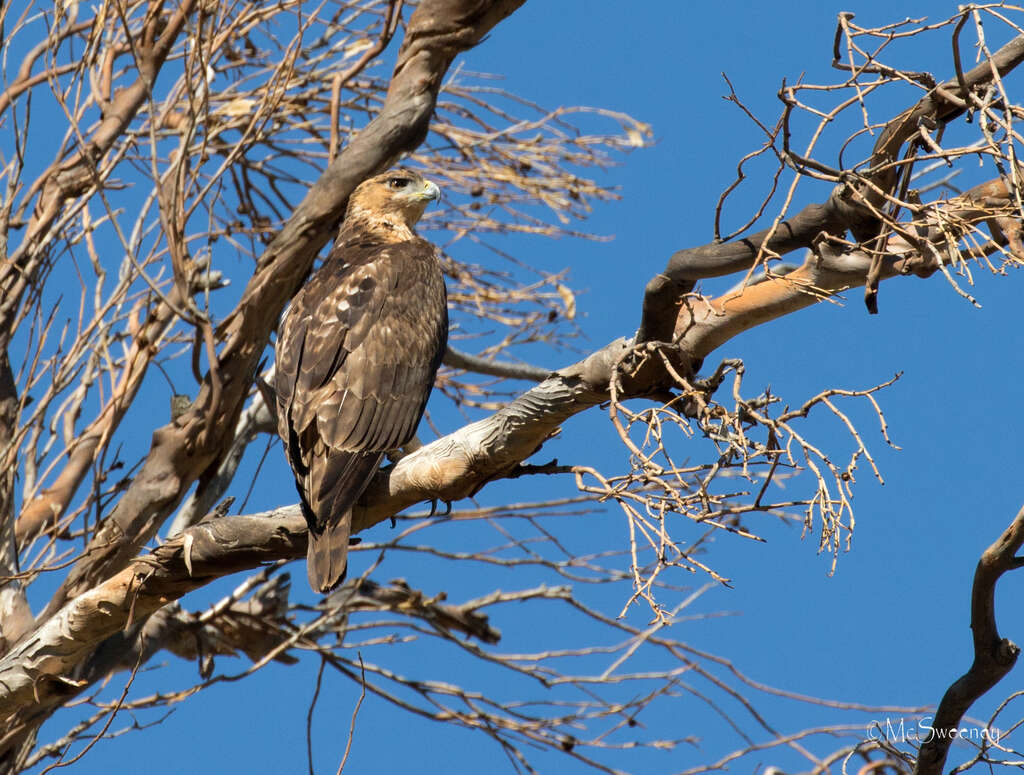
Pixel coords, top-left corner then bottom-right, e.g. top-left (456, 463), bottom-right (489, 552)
top-left (912, 507), bottom-right (1024, 775)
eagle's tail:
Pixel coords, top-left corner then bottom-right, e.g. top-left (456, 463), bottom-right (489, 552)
top-left (297, 450), bottom-right (383, 594)
top-left (306, 512), bottom-right (351, 594)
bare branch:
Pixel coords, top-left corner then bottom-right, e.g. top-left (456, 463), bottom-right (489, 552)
top-left (913, 507), bottom-right (1024, 775)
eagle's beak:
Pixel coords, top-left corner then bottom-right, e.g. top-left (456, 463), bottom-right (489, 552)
top-left (420, 180), bottom-right (440, 202)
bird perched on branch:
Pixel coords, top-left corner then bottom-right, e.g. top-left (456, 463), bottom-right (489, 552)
top-left (275, 169), bottom-right (448, 593)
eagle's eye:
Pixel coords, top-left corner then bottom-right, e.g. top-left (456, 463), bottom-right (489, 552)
top-left (387, 177), bottom-right (410, 190)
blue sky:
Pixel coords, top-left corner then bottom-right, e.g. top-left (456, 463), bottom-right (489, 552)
top-left (32, 2), bottom-right (1024, 773)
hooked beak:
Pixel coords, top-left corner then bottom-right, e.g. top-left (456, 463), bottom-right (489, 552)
top-left (419, 180), bottom-right (440, 203)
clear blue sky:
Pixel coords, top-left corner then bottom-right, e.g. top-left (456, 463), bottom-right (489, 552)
top-left (47, 2), bottom-right (1024, 773)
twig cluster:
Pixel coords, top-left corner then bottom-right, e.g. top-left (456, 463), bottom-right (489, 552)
top-left (2, 2), bottom-right (1024, 774)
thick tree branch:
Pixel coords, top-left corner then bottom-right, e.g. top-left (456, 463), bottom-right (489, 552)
top-left (863, 32), bottom-right (1024, 219)
top-left (637, 198), bottom-right (852, 343)
top-left (0, 508), bottom-right (305, 731)
top-left (674, 174), bottom-right (1011, 358)
top-left (0, 507), bottom-right (499, 730)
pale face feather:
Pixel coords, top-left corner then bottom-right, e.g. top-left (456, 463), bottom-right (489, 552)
top-left (342, 168), bottom-right (440, 242)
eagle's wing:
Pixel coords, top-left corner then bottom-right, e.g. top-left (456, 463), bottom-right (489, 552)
top-left (276, 238), bottom-right (447, 592)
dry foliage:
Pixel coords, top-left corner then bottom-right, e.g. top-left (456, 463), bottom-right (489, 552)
top-left (1, 2), bottom-right (1024, 774)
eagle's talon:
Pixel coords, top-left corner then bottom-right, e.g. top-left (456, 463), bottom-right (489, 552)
top-left (428, 499), bottom-right (453, 518)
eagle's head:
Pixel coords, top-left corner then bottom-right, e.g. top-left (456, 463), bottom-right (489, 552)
top-left (343, 168), bottom-right (440, 240)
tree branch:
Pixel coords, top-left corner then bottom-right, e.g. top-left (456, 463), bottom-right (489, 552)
top-left (443, 345), bottom-right (552, 382)
top-left (638, 32), bottom-right (1024, 342)
top-left (912, 507), bottom-right (1024, 775)
top-left (0, 506), bottom-right (306, 746)
top-left (0, 507), bottom-right (499, 729)
top-left (0, 0), bottom-right (199, 344)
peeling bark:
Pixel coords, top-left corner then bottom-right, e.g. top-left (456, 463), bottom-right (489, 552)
top-left (0, 351), bottom-right (31, 653)
top-left (0, 507), bottom-right (499, 733)
top-left (0, 508), bottom-right (307, 732)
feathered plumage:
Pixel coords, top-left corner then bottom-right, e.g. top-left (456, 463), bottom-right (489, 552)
top-left (275, 169), bottom-right (447, 593)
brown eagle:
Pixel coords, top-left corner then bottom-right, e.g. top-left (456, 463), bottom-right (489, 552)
top-left (275, 169), bottom-right (448, 593)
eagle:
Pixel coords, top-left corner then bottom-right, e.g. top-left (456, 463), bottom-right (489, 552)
top-left (275, 168), bottom-right (448, 593)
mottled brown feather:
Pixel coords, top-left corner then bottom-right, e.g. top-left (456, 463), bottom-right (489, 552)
top-left (275, 170), bottom-right (447, 593)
